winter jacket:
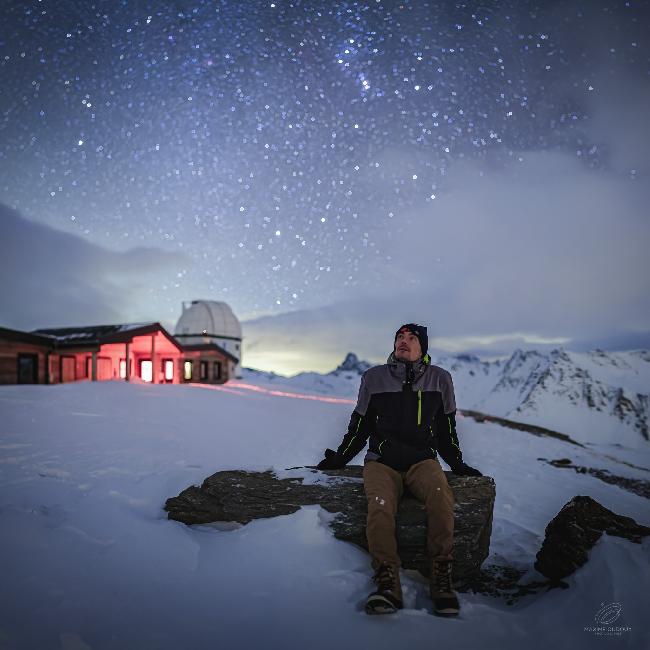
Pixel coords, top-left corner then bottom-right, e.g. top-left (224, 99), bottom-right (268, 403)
top-left (333, 353), bottom-right (464, 472)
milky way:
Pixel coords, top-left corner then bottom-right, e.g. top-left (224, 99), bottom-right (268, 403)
top-left (1, 0), bottom-right (647, 321)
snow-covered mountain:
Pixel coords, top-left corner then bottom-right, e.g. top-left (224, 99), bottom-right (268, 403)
top-left (331, 352), bottom-right (374, 375)
top-left (244, 348), bottom-right (650, 448)
top-left (442, 348), bottom-right (650, 448)
top-left (242, 352), bottom-right (371, 398)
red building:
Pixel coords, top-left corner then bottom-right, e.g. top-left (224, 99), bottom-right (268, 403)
top-left (0, 322), bottom-right (237, 385)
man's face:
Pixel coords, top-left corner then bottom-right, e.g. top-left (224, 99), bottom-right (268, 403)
top-left (394, 328), bottom-right (422, 362)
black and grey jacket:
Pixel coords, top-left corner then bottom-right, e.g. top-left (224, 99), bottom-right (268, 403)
top-left (333, 353), bottom-right (464, 472)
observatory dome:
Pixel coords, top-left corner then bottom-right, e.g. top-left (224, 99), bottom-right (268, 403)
top-left (174, 300), bottom-right (242, 341)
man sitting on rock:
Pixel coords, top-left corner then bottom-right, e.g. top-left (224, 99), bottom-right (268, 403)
top-left (317, 324), bottom-right (481, 617)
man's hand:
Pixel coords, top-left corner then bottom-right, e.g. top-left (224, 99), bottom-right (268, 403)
top-left (317, 448), bottom-right (346, 470)
top-left (451, 462), bottom-right (482, 477)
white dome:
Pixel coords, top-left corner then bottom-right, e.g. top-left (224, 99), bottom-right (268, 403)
top-left (174, 300), bottom-right (242, 340)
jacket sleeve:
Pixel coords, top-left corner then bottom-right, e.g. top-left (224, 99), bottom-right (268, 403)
top-left (434, 409), bottom-right (463, 469)
top-left (334, 373), bottom-right (375, 465)
top-left (434, 371), bottom-right (463, 469)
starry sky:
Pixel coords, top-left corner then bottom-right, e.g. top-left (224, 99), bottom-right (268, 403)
top-left (1, 0), bottom-right (649, 374)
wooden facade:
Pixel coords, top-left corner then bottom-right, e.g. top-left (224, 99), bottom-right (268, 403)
top-left (0, 323), bottom-right (238, 386)
top-left (0, 328), bottom-right (52, 384)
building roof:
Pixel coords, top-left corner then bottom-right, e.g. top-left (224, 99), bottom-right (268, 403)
top-left (32, 322), bottom-right (180, 349)
top-left (0, 326), bottom-right (55, 347)
top-left (180, 342), bottom-right (239, 363)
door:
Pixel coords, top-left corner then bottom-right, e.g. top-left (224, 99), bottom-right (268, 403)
top-left (17, 354), bottom-right (38, 384)
top-left (60, 356), bottom-right (76, 383)
top-left (97, 357), bottom-right (112, 381)
top-left (140, 359), bottom-right (152, 382)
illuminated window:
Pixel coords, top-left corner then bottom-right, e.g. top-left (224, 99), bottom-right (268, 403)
top-left (140, 360), bottom-right (152, 382)
top-left (120, 360), bottom-right (126, 379)
top-left (184, 360), bottom-right (193, 380)
top-left (164, 359), bottom-right (174, 381)
top-left (200, 361), bottom-right (208, 380)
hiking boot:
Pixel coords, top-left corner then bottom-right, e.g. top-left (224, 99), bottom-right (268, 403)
top-left (365, 563), bottom-right (403, 615)
top-left (430, 558), bottom-right (459, 617)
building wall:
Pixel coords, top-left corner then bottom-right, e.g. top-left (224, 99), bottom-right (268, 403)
top-left (47, 335), bottom-right (185, 385)
top-left (0, 330), bottom-right (233, 386)
top-left (181, 350), bottom-right (231, 384)
top-left (0, 337), bottom-right (49, 384)
top-left (214, 338), bottom-right (242, 378)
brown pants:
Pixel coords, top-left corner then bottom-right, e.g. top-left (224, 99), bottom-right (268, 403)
top-left (363, 459), bottom-right (454, 569)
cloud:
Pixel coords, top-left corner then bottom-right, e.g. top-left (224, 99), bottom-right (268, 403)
top-left (585, 74), bottom-right (650, 176)
top-left (0, 204), bottom-right (188, 330)
top-left (385, 150), bottom-right (649, 334)
top-left (526, 1), bottom-right (650, 176)
top-left (244, 150), bottom-right (650, 373)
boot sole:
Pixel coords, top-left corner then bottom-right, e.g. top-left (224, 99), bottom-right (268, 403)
top-left (365, 594), bottom-right (401, 615)
top-left (433, 608), bottom-right (460, 617)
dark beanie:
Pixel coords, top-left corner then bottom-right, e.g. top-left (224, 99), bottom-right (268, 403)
top-left (394, 323), bottom-right (428, 358)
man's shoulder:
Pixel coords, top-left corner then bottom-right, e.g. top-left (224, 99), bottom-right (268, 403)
top-left (359, 363), bottom-right (397, 392)
top-left (362, 363), bottom-right (390, 377)
top-left (425, 363), bottom-right (453, 380)
top-left (360, 364), bottom-right (389, 382)
top-left (420, 363), bottom-right (454, 392)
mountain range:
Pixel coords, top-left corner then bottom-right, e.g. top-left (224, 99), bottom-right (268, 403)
top-left (243, 348), bottom-right (650, 447)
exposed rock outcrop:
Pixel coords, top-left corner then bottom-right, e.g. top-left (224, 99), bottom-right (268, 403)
top-left (534, 495), bottom-right (650, 581)
top-left (539, 457), bottom-right (650, 500)
top-left (165, 466), bottom-right (496, 583)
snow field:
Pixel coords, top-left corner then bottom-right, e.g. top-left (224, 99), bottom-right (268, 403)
top-left (0, 381), bottom-right (648, 649)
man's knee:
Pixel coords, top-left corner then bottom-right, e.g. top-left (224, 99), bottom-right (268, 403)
top-left (364, 462), bottom-right (401, 514)
top-left (407, 460), bottom-right (454, 505)
top-left (366, 493), bottom-right (398, 517)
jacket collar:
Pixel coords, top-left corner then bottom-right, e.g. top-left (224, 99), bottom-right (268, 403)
top-left (386, 352), bottom-right (429, 385)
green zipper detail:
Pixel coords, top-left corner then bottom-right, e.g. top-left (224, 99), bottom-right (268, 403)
top-left (417, 390), bottom-right (422, 426)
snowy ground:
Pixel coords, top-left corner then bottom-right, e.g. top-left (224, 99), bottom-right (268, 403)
top-left (1, 380), bottom-right (649, 650)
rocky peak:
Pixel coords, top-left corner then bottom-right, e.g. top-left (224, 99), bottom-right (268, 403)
top-left (453, 353), bottom-right (482, 364)
top-left (332, 352), bottom-right (372, 376)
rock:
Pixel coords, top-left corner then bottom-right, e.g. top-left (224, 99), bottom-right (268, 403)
top-left (534, 495), bottom-right (650, 581)
top-left (538, 458), bottom-right (650, 500)
top-left (331, 353), bottom-right (372, 375)
top-left (165, 466), bottom-right (496, 583)
top-left (461, 410), bottom-right (584, 447)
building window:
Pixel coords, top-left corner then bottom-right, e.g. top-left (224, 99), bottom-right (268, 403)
top-left (85, 356), bottom-right (92, 378)
top-left (183, 360), bottom-right (193, 380)
top-left (235, 343), bottom-right (240, 351)
top-left (163, 359), bottom-right (174, 381)
top-left (140, 360), bottom-right (153, 382)
top-left (213, 361), bottom-right (222, 380)
top-left (200, 361), bottom-right (208, 380)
